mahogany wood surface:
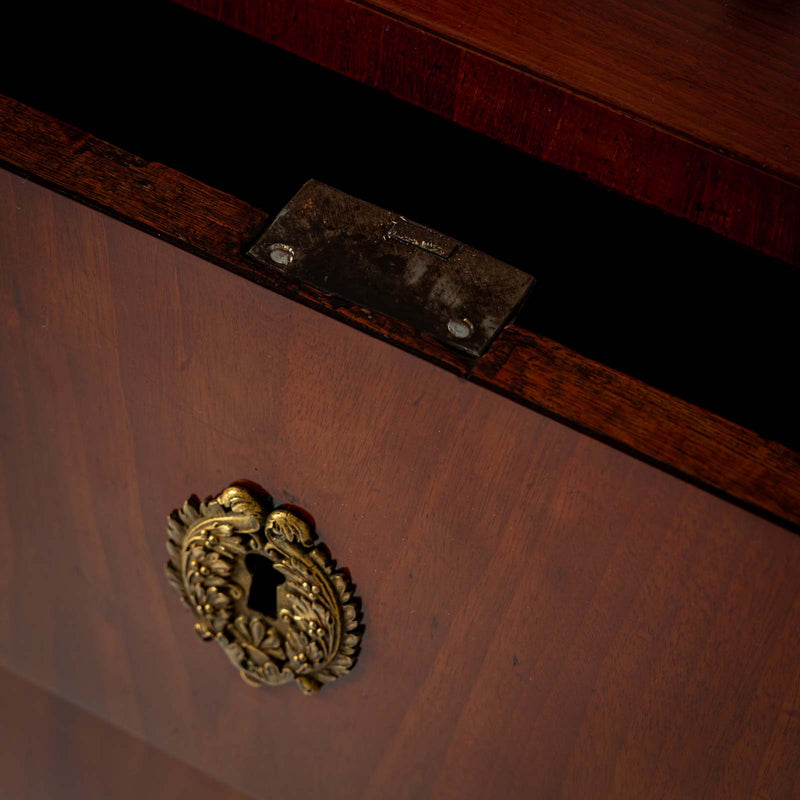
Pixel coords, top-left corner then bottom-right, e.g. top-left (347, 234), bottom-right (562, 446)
top-left (2, 172), bottom-right (800, 798)
top-left (0, 668), bottom-right (256, 800)
top-left (474, 329), bottom-right (800, 531)
top-left (3, 94), bottom-right (800, 531)
top-left (0, 94), bottom-right (467, 376)
top-left (173, 0), bottom-right (800, 266)
top-left (365, 0), bottom-right (800, 181)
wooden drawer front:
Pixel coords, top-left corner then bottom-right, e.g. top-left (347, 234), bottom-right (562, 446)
top-left (2, 170), bottom-right (800, 798)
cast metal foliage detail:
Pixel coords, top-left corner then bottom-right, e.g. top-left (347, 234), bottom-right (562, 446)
top-left (165, 485), bottom-right (361, 694)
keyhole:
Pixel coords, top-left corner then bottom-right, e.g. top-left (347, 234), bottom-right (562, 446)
top-left (244, 553), bottom-right (285, 618)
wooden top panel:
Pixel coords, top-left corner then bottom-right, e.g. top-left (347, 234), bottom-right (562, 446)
top-left (369, 0), bottom-right (800, 182)
top-left (2, 172), bottom-right (800, 798)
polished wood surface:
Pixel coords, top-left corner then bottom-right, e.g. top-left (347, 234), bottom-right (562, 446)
top-left (2, 172), bottom-right (800, 798)
top-left (4, 95), bottom-right (799, 531)
top-left (367, 0), bottom-right (800, 182)
top-left (174, 0), bottom-right (800, 265)
top-left (0, 668), bottom-right (255, 800)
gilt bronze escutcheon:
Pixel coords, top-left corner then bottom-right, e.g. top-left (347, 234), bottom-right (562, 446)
top-left (165, 485), bottom-right (361, 694)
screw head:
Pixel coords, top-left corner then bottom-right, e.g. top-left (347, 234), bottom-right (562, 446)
top-left (268, 243), bottom-right (295, 266)
top-left (447, 318), bottom-right (474, 339)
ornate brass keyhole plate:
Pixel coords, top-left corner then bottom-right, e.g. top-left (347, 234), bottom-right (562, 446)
top-left (165, 485), bottom-right (361, 694)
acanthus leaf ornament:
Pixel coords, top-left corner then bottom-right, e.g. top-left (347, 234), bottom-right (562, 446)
top-left (165, 485), bottom-right (362, 694)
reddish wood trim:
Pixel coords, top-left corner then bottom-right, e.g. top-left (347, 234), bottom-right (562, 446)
top-left (2, 94), bottom-right (800, 530)
top-left (171, 0), bottom-right (800, 267)
top-left (474, 329), bottom-right (800, 530)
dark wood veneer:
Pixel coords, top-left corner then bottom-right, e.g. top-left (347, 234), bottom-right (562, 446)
top-left (2, 174), bottom-right (800, 797)
top-left (366, 0), bottom-right (800, 181)
top-left (0, 668), bottom-right (255, 800)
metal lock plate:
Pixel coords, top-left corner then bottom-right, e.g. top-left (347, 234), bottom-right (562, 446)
top-left (248, 181), bottom-right (534, 357)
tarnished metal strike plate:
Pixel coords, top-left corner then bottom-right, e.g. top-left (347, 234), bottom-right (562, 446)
top-left (247, 181), bottom-right (534, 357)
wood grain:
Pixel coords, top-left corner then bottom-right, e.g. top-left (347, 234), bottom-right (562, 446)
top-left (0, 94), bottom-right (468, 378)
top-left (2, 172), bottom-right (800, 798)
top-left (0, 668), bottom-right (256, 800)
top-left (3, 96), bottom-right (799, 531)
top-left (366, 0), bottom-right (800, 182)
top-left (173, 0), bottom-right (800, 266)
top-left (475, 328), bottom-right (800, 530)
